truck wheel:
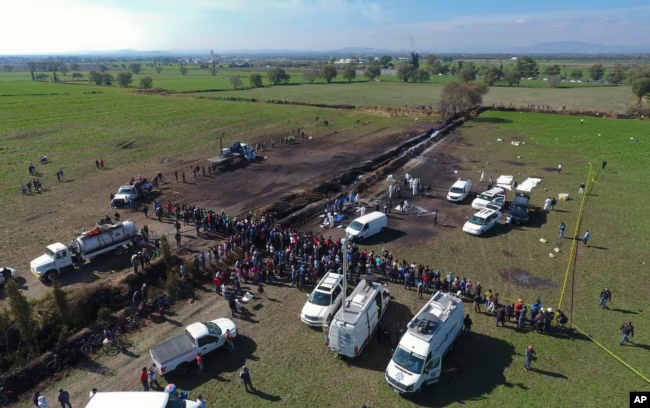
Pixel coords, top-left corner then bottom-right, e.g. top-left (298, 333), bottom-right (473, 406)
top-left (176, 362), bottom-right (192, 375)
top-left (1, 269), bottom-right (10, 281)
top-left (45, 270), bottom-right (59, 282)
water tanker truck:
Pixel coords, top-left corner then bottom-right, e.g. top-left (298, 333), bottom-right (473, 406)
top-left (30, 220), bottom-right (138, 282)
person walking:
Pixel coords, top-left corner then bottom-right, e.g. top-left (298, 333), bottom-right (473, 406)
top-left (488, 176), bottom-right (494, 189)
top-left (149, 366), bottom-right (161, 390)
top-left (57, 389), bottom-right (71, 408)
top-left (578, 182), bottom-right (586, 195)
top-left (463, 313), bottom-right (473, 332)
top-left (417, 281), bottom-right (424, 299)
top-left (175, 232), bottom-right (181, 247)
top-left (557, 163), bottom-right (563, 174)
top-left (619, 321), bottom-right (634, 345)
top-left (229, 297), bottom-right (237, 317)
top-left (524, 345), bottom-right (536, 372)
top-left (559, 222), bottom-right (566, 238)
top-left (432, 210), bottom-right (438, 226)
top-left (583, 230), bottom-right (590, 246)
top-left (473, 293), bottom-right (482, 313)
top-left (140, 367), bottom-right (149, 391)
top-left (599, 287), bottom-right (612, 309)
top-left (480, 170), bottom-right (485, 182)
top-left (226, 329), bottom-right (235, 352)
top-left (602, 160), bottom-right (607, 170)
top-left (196, 353), bottom-right (204, 371)
top-left (239, 366), bottom-right (255, 392)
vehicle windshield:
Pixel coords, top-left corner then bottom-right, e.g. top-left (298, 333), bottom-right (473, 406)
top-left (392, 346), bottom-right (425, 374)
top-left (204, 322), bottom-right (222, 336)
top-left (486, 203), bottom-right (500, 211)
top-left (450, 187), bottom-right (464, 194)
top-left (45, 248), bottom-right (55, 258)
top-left (117, 188), bottom-right (133, 194)
top-left (308, 291), bottom-right (332, 306)
top-left (348, 221), bottom-right (363, 232)
top-left (478, 193), bottom-right (491, 200)
top-left (468, 216), bottom-right (485, 225)
top-left (166, 393), bottom-right (187, 408)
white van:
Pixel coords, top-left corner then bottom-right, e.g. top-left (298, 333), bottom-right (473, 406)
top-left (328, 277), bottom-right (391, 358)
top-left (345, 211), bottom-right (388, 242)
top-left (471, 187), bottom-right (505, 210)
top-left (300, 272), bottom-right (344, 326)
top-left (86, 392), bottom-right (201, 408)
top-left (447, 179), bottom-right (472, 203)
top-left (385, 292), bottom-right (463, 395)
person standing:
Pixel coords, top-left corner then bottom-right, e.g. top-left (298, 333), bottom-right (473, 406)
top-left (583, 230), bottom-right (590, 246)
top-left (58, 389), bottom-right (72, 408)
top-left (559, 221), bottom-right (566, 238)
top-left (417, 281), bottom-right (424, 299)
top-left (488, 177), bottom-right (493, 189)
top-left (196, 396), bottom-right (207, 408)
top-left (141, 283), bottom-right (148, 304)
top-left (33, 391), bottom-right (41, 407)
top-left (226, 329), bottom-right (235, 352)
top-left (524, 345), bottom-right (536, 372)
top-left (602, 160), bottom-right (607, 170)
top-left (578, 182), bottom-right (586, 195)
top-left (473, 293), bottom-right (482, 313)
top-left (557, 163), bottom-right (563, 174)
top-left (37, 396), bottom-right (49, 408)
top-left (132, 289), bottom-right (142, 312)
top-left (463, 314), bottom-right (473, 331)
top-left (175, 232), bottom-right (182, 247)
top-left (619, 321), bottom-right (634, 345)
top-left (432, 210), bottom-right (438, 226)
top-left (95, 160), bottom-right (100, 169)
top-left (599, 287), bottom-right (612, 309)
top-left (556, 310), bottom-right (568, 336)
top-left (196, 353), bottom-right (204, 371)
top-left (543, 197), bottom-right (552, 211)
top-left (149, 366), bottom-right (161, 390)
top-left (89, 389), bottom-right (97, 399)
top-left (139, 367), bottom-right (149, 391)
top-left (143, 205), bottom-right (149, 218)
top-left (480, 170), bottom-right (485, 182)
top-left (240, 366), bottom-right (255, 392)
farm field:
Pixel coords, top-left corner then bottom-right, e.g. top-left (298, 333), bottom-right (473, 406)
top-left (17, 110), bottom-right (650, 408)
top-left (193, 81), bottom-right (633, 112)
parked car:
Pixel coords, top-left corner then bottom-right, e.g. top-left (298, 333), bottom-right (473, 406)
top-left (0, 267), bottom-right (17, 286)
top-left (446, 179), bottom-right (472, 203)
top-left (485, 196), bottom-right (506, 211)
top-left (510, 193), bottom-right (531, 224)
top-left (463, 208), bottom-right (502, 236)
top-left (472, 188), bottom-right (505, 210)
top-left (150, 318), bottom-right (237, 376)
top-left (301, 272), bottom-right (344, 327)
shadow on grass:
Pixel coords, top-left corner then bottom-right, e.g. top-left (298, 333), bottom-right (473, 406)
top-left (472, 117), bottom-right (514, 124)
top-left (360, 228), bottom-right (407, 245)
top-left (409, 331), bottom-right (515, 406)
top-left (77, 359), bottom-right (114, 376)
top-left (608, 308), bottom-right (638, 315)
top-left (167, 335), bottom-right (258, 388)
top-left (626, 342), bottom-right (650, 351)
top-left (250, 389), bottom-right (281, 402)
top-left (529, 368), bottom-right (568, 379)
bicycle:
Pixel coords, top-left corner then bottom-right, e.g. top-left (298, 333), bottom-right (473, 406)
top-left (46, 353), bottom-right (65, 373)
top-left (80, 332), bottom-right (105, 355)
top-left (102, 329), bottom-right (133, 355)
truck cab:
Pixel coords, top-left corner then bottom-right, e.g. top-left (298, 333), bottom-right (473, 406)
top-left (30, 243), bottom-right (73, 281)
top-left (113, 185), bottom-right (139, 207)
top-left (385, 292), bottom-right (463, 395)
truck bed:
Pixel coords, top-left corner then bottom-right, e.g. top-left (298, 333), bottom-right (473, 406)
top-left (151, 332), bottom-right (195, 365)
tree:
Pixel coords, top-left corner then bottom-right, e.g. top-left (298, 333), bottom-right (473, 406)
top-left (397, 63), bottom-right (415, 82)
top-left (179, 66), bottom-right (188, 75)
top-left (632, 78), bottom-right (650, 100)
top-left (98, 64), bottom-right (108, 72)
top-left (88, 70), bottom-right (102, 85)
top-left (342, 65), bottom-right (356, 82)
top-left (140, 76), bottom-right (153, 89)
top-left (249, 73), bottom-right (263, 87)
top-left (379, 56), bottom-right (392, 69)
top-left (411, 52), bottom-right (420, 69)
top-left (35, 74), bottom-right (49, 81)
top-left (267, 67), bottom-right (291, 85)
top-left (129, 63), bottom-right (142, 74)
top-left (320, 64), bottom-right (338, 83)
top-left (413, 68), bottom-right (430, 83)
top-left (229, 76), bottom-right (243, 89)
top-left (458, 63), bottom-right (478, 83)
top-left (303, 69), bottom-right (319, 84)
top-left (27, 61), bottom-right (37, 80)
top-left (516, 56), bottom-right (539, 78)
top-left (155, 66), bottom-right (164, 74)
top-left (607, 65), bottom-right (626, 84)
top-left (5, 279), bottom-right (35, 351)
top-left (469, 81), bottom-right (490, 96)
top-left (72, 72), bottom-right (84, 80)
top-left (209, 66), bottom-right (217, 76)
top-left (505, 70), bottom-right (520, 86)
top-left (589, 64), bottom-right (605, 81)
top-left (70, 63), bottom-right (80, 71)
top-left (570, 70), bottom-right (583, 80)
top-left (52, 283), bottom-right (72, 329)
top-left (543, 64), bottom-right (561, 76)
top-left (425, 54), bottom-right (437, 73)
top-left (116, 72), bottom-right (133, 87)
top-left (439, 82), bottom-right (483, 117)
top-left (484, 66), bottom-right (503, 85)
top-left (58, 63), bottom-right (68, 76)
top-left (364, 64), bottom-right (381, 81)
top-left (100, 73), bottom-right (114, 86)
top-left (548, 75), bottom-right (561, 88)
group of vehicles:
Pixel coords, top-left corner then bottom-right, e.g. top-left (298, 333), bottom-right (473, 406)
top-left (445, 178), bottom-right (532, 236)
top-left (300, 271), bottom-right (462, 395)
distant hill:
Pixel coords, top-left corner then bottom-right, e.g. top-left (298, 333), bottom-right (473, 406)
top-left (511, 41), bottom-right (650, 54)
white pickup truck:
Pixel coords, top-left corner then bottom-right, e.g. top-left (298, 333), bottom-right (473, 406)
top-left (150, 319), bottom-right (237, 376)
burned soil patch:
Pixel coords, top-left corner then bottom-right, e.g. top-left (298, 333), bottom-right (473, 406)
top-left (501, 160), bottom-right (526, 166)
top-left (500, 267), bottom-right (558, 288)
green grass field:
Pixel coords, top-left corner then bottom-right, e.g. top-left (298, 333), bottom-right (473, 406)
top-left (0, 92), bottom-right (408, 201)
top-left (193, 81), bottom-right (633, 112)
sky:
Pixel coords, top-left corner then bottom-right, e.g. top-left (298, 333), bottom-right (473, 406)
top-left (2, 0), bottom-right (650, 54)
